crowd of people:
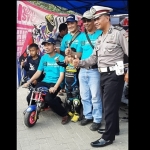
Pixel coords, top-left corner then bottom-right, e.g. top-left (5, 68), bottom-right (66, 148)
top-left (22, 5), bottom-right (128, 148)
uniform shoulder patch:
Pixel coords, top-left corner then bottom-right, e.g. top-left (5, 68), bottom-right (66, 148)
top-left (114, 26), bottom-right (123, 31)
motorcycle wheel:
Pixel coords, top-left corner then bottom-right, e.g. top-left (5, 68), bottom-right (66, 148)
top-left (24, 110), bottom-right (37, 127)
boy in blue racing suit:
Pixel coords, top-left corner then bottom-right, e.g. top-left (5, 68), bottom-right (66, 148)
top-left (55, 54), bottom-right (81, 122)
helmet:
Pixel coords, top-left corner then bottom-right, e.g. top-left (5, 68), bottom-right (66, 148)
top-left (73, 98), bottom-right (80, 107)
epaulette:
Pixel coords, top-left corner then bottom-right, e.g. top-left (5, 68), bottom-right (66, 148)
top-left (114, 26), bottom-right (123, 31)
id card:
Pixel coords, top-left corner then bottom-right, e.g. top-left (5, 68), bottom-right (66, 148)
top-left (115, 61), bottom-right (124, 75)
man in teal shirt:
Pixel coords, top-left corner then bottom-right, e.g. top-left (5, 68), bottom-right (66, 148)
top-left (60, 14), bottom-right (82, 58)
top-left (66, 10), bottom-right (103, 131)
top-left (22, 38), bottom-right (70, 125)
top-left (60, 14), bottom-right (83, 90)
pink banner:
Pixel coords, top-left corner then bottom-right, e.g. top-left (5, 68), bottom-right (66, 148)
top-left (17, 1), bottom-right (82, 61)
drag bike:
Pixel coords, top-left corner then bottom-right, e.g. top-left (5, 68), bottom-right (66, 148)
top-left (24, 85), bottom-right (49, 127)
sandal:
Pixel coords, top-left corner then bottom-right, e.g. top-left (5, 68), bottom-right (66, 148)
top-left (61, 115), bottom-right (70, 124)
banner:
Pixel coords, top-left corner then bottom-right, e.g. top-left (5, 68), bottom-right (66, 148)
top-left (17, 1), bottom-right (82, 87)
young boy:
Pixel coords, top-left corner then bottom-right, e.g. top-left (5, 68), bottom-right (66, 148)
top-left (55, 53), bottom-right (82, 122)
top-left (21, 43), bottom-right (46, 114)
top-left (21, 43), bottom-right (44, 87)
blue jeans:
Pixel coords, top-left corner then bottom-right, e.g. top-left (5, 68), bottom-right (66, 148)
top-left (79, 68), bottom-right (102, 123)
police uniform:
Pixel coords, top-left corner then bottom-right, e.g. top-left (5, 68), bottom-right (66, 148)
top-left (77, 6), bottom-right (128, 147)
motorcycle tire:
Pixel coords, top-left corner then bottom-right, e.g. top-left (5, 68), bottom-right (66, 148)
top-left (24, 110), bottom-right (38, 127)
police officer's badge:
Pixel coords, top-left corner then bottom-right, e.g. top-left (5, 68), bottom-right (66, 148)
top-left (90, 7), bottom-right (96, 15)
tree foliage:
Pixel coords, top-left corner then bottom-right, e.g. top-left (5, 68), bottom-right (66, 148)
top-left (28, 0), bottom-right (77, 14)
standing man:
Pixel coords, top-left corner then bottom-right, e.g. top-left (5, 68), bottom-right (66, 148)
top-left (73, 6), bottom-right (128, 147)
top-left (60, 14), bottom-right (82, 58)
top-left (22, 38), bottom-right (70, 125)
top-left (76, 10), bottom-right (103, 131)
top-left (55, 23), bottom-right (68, 51)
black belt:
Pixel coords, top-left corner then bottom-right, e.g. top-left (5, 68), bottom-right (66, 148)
top-left (85, 64), bottom-right (98, 70)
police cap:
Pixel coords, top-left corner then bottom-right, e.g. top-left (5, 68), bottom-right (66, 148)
top-left (90, 6), bottom-right (113, 19)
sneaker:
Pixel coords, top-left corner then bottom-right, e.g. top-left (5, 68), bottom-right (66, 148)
top-left (68, 111), bottom-right (74, 117)
top-left (90, 122), bottom-right (101, 131)
top-left (61, 115), bottom-right (70, 125)
top-left (80, 118), bottom-right (93, 126)
top-left (71, 113), bottom-right (79, 122)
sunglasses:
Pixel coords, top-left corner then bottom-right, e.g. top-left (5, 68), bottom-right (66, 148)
top-left (82, 19), bottom-right (92, 23)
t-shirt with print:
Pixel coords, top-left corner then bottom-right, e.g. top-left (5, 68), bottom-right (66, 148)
top-left (23, 55), bottom-right (41, 78)
top-left (38, 53), bottom-right (65, 84)
top-left (22, 55), bottom-right (44, 82)
top-left (60, 32), bottom-right (83, 52)
top-left (76, 30), bottom-right (102, 60)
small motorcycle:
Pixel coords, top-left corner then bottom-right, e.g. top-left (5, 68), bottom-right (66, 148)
top-left (24, 86), bottom-right (49, 127)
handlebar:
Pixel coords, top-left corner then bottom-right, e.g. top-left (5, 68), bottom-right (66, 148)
top-left (22, 82), bottom-right (49, 93)
top-left (22, 83), bottom-right (34, 90)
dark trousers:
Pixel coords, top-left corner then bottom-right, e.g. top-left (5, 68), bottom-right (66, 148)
top-left (66, 98), bottom-right (82, 114)
top-left (65, 80), bottom-right (81, 114)
top-left (26, 82), bottom-right (67, 117)
top-left (100, 71), bottom-right (124, 141)
top-left (74, 103), bottom-right (82, 114)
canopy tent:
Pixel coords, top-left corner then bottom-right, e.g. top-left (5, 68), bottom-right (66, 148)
top-left (40, 0), bottom-right (128, 15)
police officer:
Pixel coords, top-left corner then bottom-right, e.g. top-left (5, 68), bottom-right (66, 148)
top-left (73, 6), bottom-right (128, 147)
